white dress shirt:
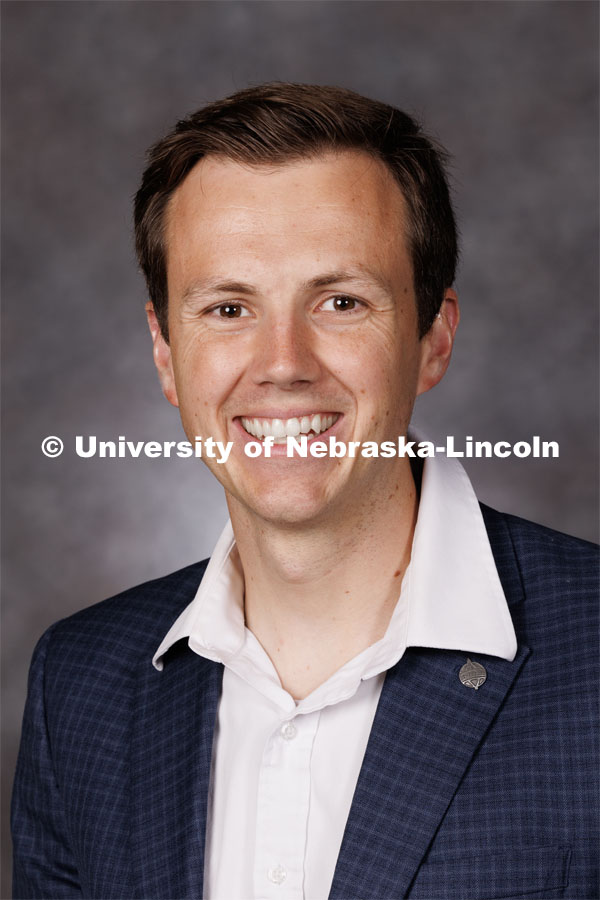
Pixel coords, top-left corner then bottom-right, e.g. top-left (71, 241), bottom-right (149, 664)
top-left (154, 447), bottom-right (517, 900)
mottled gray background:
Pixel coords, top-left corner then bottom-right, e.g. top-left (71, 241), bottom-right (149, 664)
top-left (2, 0), bottom-right (598, 894)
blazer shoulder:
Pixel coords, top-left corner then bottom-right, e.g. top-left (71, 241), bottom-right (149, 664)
top-left (481, 502), bottom-right (598, 566)
top-left (481, 502), bottom-right (598, 637)
top-left (40, 558), bottom-right (209, 671)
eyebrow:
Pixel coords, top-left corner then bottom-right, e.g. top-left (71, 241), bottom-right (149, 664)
top-left (181, 269), bottom-right (392, 303)
top-left (182, 280), bottom-right (258, 302)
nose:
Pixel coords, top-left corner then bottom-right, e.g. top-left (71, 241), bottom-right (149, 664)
top-left (250, 311), bottom-right (321, 390)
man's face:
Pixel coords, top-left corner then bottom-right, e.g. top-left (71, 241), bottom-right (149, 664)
top-left (149, 151), bottom-right (457, 526)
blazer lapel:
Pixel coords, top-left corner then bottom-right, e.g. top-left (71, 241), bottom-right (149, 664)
top-left (130, 641), bottom-right (223, 899)
top-left (330, 643), bottom-right (530, 899)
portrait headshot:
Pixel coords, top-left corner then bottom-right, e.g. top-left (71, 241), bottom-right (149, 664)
top-left (2, 2), bottom-right (598, 899)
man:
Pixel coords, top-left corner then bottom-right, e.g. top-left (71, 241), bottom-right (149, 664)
top-left (12, 84), bottom-right (598, 899)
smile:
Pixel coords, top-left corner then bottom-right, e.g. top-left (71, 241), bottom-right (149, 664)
top-left (240, 413), bottom-right (340, 442)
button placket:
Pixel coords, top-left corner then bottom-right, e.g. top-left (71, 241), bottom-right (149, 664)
top-left (280, 720), bottom-right (297, 741)
top-left (253, 711), bottom-right (320, 899)
top-left (267, 864), bottom-right (287, 885)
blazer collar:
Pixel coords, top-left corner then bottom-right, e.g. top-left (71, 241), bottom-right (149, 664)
top-left (329, 643), bottom-right (530, 899)
top-left (330, 504), bottom-right (531, 899)
top-left (130, 642), bottom-right (223, 899)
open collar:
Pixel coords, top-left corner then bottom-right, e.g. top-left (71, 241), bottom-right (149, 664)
top-left (153, 437), bottom-right (517, 683)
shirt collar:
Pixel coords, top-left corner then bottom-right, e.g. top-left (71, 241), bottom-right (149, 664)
top-left (153, 520), bottom-right (243, 669)
top-left (153, 433), bottom-right (517, 695)
top-left (404, 431), bottom-right (517, 661)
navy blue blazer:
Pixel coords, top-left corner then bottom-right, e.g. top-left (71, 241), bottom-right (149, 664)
top-left (11, 505), bottom-right (599, 899)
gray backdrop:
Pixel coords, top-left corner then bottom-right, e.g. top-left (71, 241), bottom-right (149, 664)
top-left (2, 1), bottom-right (598, 894)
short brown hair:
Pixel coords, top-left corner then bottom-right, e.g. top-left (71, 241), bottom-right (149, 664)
top-left (134, 82), bottom-right (458, 340)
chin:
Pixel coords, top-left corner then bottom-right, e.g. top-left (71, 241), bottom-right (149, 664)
top-left (236, 481), bottom-right (336, 528)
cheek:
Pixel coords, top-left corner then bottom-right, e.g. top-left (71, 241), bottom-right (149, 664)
top-left (170, 336), bottom-right (241, 424)
top-left (360, 368), bottom-right (418, 439)
top-left (337, 338), bottom-right (420, 406)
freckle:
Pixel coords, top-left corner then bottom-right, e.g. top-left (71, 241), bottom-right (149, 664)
top-left (360, 389), bottom-right (366, 394)
top-left (345, 590), bottom-right (350, 594)
top-left (306, 665), bottom-right (311, 670)
top-left (385, 410), bottom-right (389, 417)
top-left (394, 569), bottom-right (401, 577)
top-left (395, 483), bottom-right (399, 490)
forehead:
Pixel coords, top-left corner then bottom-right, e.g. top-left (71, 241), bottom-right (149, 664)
top-left (164, 150), bottom-right (412, 287)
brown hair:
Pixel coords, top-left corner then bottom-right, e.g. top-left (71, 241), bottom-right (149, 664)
top-left (134, 82), bottom-right (458, 340)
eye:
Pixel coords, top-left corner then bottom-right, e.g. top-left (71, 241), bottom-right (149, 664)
top-left (210, 303), bottom-right (250, 319)
top-left (319, 294), bottom-right (364, 313)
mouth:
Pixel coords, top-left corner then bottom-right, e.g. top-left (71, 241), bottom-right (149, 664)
top-left (239, 412), bottom-right (340, 444)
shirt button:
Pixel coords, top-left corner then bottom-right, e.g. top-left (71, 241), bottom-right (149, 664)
top-left (280, 721), bottom-right (297, 740)
top-left (268, 864), bottom-right (287, 885)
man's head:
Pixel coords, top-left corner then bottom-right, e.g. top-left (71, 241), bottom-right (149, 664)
top-left (134, 82), bottom-right (458, 341)
top-left (136, 84), bottom-right (460, 526)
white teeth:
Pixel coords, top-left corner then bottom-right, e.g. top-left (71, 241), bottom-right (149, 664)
top-left (240, 413), bottom-right (338, 439)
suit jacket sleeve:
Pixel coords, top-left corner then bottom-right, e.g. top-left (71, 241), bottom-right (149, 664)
top-left (12, 625), bottom-right (83, 899)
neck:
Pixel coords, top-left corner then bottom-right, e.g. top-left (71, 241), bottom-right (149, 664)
top-left (226, 459), bottom-right (418, 699)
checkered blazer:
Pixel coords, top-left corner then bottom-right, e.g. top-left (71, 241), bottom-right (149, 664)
top-left (12, 505), bottom-right (599, 899)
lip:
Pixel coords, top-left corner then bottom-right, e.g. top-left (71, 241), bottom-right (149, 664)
top-left (232, 412), bottom-right (344, 457)
top-left (235, 409), bottom-right (340, 421)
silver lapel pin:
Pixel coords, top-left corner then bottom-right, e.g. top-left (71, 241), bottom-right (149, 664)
top-left (459, 658), bottom-right (487, 690)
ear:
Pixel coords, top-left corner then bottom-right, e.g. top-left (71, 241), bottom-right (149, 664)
top-left (416, 289), bottom-right (460, 396)
top-left (145, 302), bottom-right (179, 407)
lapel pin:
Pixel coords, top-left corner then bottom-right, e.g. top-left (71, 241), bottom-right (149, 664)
top-left (459, 658), bottom-right (487, 690)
